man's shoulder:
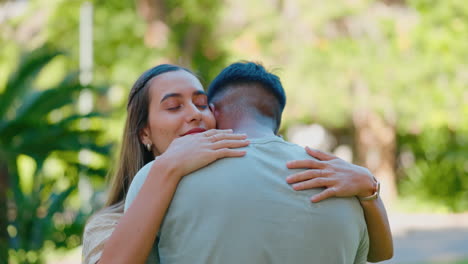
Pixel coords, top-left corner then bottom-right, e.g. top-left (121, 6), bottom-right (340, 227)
top-left (129, 160), bottom-right (155, 190)
top-left (124, 160), bottom-right (155, 210)
top-left (249, 135), bottom-right (299, 148)
top-left (134, 160), bottom-right (155, 182)
top-left (188, 136), bottom-right (314, 175)
top-left (249, 136), bottom-right (314, 161)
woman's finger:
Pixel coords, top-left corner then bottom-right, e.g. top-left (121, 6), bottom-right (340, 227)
top-left (202, 129), bottom-right (233, 137)
top-left (305, 147), bottom-right (337, 161)
top-left (286, 169), bottom-right (323, 184)
top-left (310, 187), bottom-right (337, 203)
top-left (208, 133), bottom-right (248, 142)
top-left (214, 148), bottom-right (247, 159)
top-left (205, 135), bottom-right (246, 144)
top-left (291, 177), bottom-right (332, 191)
top-left (211, 139), bottom-right (250, 149)
top-left (286, 159), bottom-right (325, 169)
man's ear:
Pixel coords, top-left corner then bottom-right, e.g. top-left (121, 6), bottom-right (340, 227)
top-left (209, 103), bottom-right (220, 120)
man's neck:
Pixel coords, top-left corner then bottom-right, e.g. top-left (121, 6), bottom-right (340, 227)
top-left (217, 117), bottom-right (276, 139)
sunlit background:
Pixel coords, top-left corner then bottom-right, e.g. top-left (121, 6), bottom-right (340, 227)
top-left (0, 0), bottom-right (467, 263)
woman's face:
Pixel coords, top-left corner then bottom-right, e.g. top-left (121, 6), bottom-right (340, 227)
top-left (141, 70), bottom-right (216, 154)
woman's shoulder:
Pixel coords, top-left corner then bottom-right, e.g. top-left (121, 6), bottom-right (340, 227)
top-left (82, 202), bottom-right (124, 264)
top-left (84, 203), bottom-right (124, 232)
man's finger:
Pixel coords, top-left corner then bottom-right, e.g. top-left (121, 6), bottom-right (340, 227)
top-left (286, 159), bottom-right (325, 169)
top-left (310, 187), bottom-right (337, 203)
top-left (286, 169), bottom-right (322, 184)
top-left (305, 146), bottom-right (336, 161)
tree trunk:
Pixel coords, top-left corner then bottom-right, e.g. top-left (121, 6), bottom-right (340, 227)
top-left (134, 0), bottom-right (198, 65)
top-left (135, 0), bottom-right (168, 48)
top-left (0, 160), bottom-right (9, 262)
top-left (353, 109), bottom-right (398, 205)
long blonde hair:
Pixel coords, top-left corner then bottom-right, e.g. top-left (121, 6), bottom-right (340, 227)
top-left (105, 64), bottom-right (194, 210)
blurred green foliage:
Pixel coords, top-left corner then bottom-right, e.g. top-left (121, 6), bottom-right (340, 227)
top-left (217, 0), bottom-right (467, 205)
top-left (0, 46), bottom-right (111, 263)
top-left (398, 128), bottom-right (468, 212)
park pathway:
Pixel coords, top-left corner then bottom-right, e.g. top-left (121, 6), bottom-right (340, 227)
top-left (379, 213), bottom-right (468, 264)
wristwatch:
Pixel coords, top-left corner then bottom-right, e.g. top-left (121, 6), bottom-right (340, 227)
top-left (358, 176), bottom-right (380, 201)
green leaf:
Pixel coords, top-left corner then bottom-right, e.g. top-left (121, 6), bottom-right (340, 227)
top-left (13, 73), bottom-right (83, 124)
top-left (0, 45), bottom-right (62, 119)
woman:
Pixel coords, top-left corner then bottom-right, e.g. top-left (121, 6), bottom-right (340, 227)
top-left (82, 64), bottom-right (392, 264)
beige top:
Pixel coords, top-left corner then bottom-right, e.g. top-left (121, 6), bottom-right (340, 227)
top-left (82, 203), bottom-right (123, 264)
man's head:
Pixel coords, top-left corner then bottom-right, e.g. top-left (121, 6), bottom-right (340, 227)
top-left (207, 62), bottom-right (286, 134)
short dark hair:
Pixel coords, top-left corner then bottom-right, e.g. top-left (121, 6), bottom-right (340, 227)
top-left (207, 62), bottom-right (286, 110)
top-left (207, 62), bottom-right (286, 132)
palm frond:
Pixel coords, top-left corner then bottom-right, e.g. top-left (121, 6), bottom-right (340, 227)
top-left (14, 72), bottom-right (83, 124)
top-left (0, 45), bottom-right (62, 119)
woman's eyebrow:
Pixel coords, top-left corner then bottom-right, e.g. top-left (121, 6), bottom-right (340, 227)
top-left (193, 91), bottom-right (207, 96)
top-left (161, 90), bottom-right (207, 103)
top-left (160, 93), bottom-right (181, 103)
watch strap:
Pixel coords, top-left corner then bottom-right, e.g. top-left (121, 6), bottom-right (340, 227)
top-left (358, 177), bottom-right (380, 201)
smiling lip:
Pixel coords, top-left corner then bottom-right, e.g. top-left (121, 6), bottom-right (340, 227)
top-left (181, 128), bottom-right (206, 136)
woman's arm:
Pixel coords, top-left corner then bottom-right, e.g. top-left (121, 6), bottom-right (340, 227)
top-left (99, 158), bottom-right (180, 264)
top-left (285, 147), bottom-right (393, 262)
top-left (360, 197), bottom-right (393, 262)
top-left (94, 129), bottom-right (249, 264)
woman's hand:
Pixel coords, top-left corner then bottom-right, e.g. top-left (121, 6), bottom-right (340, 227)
top-left (286, 146), bottom-right (394, 261)
top-left (160, 129), bottom-right (250, 179)
top-left (286, 146), bottom-right (375, 202)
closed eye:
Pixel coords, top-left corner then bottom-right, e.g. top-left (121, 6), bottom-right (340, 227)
top-left (167, 106), bottom-right (181, 111)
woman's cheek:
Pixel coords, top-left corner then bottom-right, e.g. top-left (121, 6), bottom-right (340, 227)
top-left (204, 112), bottom-right (216, 129)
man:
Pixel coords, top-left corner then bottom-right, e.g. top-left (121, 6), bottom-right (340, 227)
top-left (126, 62), bottom-right (369, 263)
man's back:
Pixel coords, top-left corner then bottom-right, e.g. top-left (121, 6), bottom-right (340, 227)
top-left (127, 136), bottom-right (368, 264)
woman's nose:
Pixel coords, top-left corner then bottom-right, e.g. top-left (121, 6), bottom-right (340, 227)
top-left (185, 103), bottom-right (202, 122)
